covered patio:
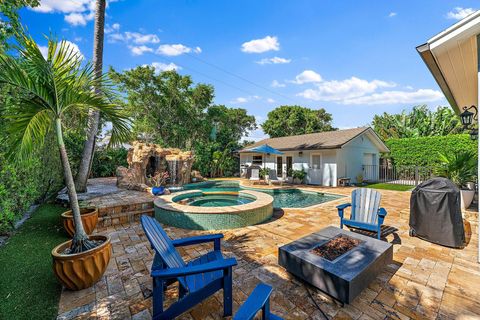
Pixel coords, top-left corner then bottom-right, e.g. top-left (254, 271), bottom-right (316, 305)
top-left (56, 185), bottom-right (479, 319)
top-left (417, 9), bottom-right (480, 263)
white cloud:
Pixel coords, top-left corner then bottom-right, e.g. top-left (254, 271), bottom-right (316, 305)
top-left (296, 74), bottom-right (442, 105)
top-left (105, 23), bottom-right (121, 34)
top-left (148, 62), bottom-right (181, 73)
top-left (156, 44), bottom-right (194, 56)
top-left (129, 45), bottom-right (154, 56)
top-left (271, 80), bottom-right (286, 88)
top-left (125, 32), bottom-right (160, 44)
top-left (32, 0), bottom-right (118, 27)
top-left (267, 98), bottom-right (275, 103)
top-left (341, 89), bottom-right (444, 105)
top-left (107, 33), bottom-right (125, 43)
top-left (194, 46), bottom-right (202, 53)
top-left (232, 97), bottom-right (248, 103)
top-left (446, 7), bottom-right (476, 20)
top-left (37, 41), bottom-right (83, 60)
top-left (388, 12), bottom-right (397, 17)
top-left (31, 0), bottom-right (91, 13)
top-left (38, 45), bottom-right (48, 58)
top-left (292, 70), bottom-right (322, 84)
top-left (64, 12), bottom-right (94, 26)
top-left (63, 40), bottom-right (84, 59)
top-left (298, 76), bottom-right (394, 101)
top-left (241, 36), bottom-right (279, 53)
top-left (256, 56), bottom-right (291, 65)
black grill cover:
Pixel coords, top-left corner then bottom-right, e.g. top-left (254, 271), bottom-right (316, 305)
top-left (410, 177), bottom-right (465, 247)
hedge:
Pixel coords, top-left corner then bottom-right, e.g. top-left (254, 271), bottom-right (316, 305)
top-left (385, 134), bottom-right (477, 167)
top-left (91, 147), bottom-right (128, 178)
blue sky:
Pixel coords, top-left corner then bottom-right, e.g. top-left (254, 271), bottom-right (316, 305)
top-left (21, 1), bottom-right (478, 140)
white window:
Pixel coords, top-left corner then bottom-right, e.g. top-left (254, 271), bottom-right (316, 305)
top-left (252, 155), bottom-right (263, 165)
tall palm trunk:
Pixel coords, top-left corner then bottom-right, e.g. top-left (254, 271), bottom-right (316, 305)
top-left (75, 0), bottom-right (106, 192)
top-left (55, 118), bottom-right (95, 252)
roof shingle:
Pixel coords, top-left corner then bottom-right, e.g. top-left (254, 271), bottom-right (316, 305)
top-left (241, 127), bottom-right (375, 152)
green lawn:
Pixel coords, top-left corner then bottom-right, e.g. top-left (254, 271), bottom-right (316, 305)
top-left (0, 204), bottom-right (68, 320)
top-left (365, 183), bottom-right (413, 191)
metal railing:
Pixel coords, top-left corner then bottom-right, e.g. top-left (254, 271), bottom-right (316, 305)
top-left (362, 165), bottom-right (434, 186)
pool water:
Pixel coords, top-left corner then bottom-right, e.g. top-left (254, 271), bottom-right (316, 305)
top-left (183, 181), bottom-right (341, 208)
top-left (180, 194), bottom-right (254, 207)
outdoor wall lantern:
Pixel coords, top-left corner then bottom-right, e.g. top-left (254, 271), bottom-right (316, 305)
top-left (299, 151), bottom-right (303, 156)
top-left (460, 105), bottom-right (478, 140)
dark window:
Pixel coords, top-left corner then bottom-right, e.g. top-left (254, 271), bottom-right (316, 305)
top-left (286, 156), bottom-right (293, 176)
top-left (277, 157), bottom-right (283, 176)
top-left (252, 155), bottom-right (263, 165)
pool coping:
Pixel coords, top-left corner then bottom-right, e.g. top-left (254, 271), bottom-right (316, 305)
top-left (154, 189), bottom-right (274, 214)
top-left (185, 180), bottom-right (346, 210)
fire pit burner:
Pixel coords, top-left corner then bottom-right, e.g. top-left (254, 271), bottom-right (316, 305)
top-left (310, 235), bottom-right (360, 261)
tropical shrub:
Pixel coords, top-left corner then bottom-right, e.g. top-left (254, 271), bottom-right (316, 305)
top-left (434, 150), bottom-right (477, 188)
top-left (259, 168), bottom-right (270, 179)
top-left (91, 147), bottom-right (128, 178)
top-left (384, 134), bottom-right (476, 167)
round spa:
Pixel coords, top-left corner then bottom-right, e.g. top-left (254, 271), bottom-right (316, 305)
top-left (154, 189), bottom-right (274, 230)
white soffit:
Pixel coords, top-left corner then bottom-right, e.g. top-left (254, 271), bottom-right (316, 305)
top-left (428, 11), bottom-right (480, 112)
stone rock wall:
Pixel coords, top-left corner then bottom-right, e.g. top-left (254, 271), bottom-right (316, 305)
top-left (116, 141), bottom-right (194, 191)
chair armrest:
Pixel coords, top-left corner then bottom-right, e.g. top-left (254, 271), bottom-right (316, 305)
top-left (234, 283), bottom-right (273, 320)
top-left (336, 203), bottom-right (351, 210)
top-left (378, 207), bottom-right (387, 217)
top-left (378, 207), bottom-right (387, 224)
top-left (337, 203), bottom-right (351, 219)
top-left (172, 233), bottom-right (224, 251)
top-left (151, 258), bottom-right (237, 280)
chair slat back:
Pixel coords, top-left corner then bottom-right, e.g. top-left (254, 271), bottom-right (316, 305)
top-left (141, 215), bottom-right (186, 269)
top-left (351, 188), bottom-right (381, 225)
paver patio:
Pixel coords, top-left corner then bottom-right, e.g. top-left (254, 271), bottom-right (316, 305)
top-left (57, 184), bottom-right (480, 320)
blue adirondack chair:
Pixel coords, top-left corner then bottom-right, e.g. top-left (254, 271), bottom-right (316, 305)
top-left (141, 215), bottom-right (237, 320)
top-left (234, 283), bottom-right (283, 320)
top-left (337, 188), bottom-right (387, 239)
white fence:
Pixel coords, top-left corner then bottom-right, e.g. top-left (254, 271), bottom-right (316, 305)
top-left (362, 165), bottom-right (434, 186)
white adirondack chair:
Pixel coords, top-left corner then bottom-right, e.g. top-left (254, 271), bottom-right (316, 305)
top-left (336, 188), bottom-right (387, 239)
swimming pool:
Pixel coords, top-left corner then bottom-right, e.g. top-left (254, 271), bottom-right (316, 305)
top-left (183, 180), bottom-right (342, 208)
top-left (173, 192), bottom-right (255, 207)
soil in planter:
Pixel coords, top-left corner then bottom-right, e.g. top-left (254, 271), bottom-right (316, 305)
top-left (310, 235), bottom-right (360, 261)
top-left (61, 239), bottom-right (105, 255)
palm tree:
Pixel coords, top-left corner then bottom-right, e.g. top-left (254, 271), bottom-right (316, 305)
top-left (0, 35), bottom-right (130, 253)
top-left (75, 0), bottom-right (106, 192)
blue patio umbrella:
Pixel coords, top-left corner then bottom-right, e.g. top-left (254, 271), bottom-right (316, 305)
top-left (243, 144), bottom-right (283, 170)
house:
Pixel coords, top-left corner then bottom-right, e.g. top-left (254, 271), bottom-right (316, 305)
top-left (239, 127), bottom-right (389, 186)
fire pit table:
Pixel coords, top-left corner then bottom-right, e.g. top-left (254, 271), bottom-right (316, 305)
top-left (278, 226), bottom-right (393, 304)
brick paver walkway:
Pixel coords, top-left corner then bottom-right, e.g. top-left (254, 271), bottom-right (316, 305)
top-left (57, 186), bottom-right (480, 320)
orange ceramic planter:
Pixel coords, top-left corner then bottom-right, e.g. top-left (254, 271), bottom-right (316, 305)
top-left (61, 208), bottom-right (98, 237)
top-left (51, 235), bottom-right (111, 291)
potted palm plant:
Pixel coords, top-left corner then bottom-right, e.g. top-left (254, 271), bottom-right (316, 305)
top-left (434, 151), bottom-right (477, 209)
top-left (0, 35), bottom-right (130, 290)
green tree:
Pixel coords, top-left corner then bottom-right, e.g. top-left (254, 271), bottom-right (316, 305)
top-left (372, 105), bottom-right (463, 140)
top-left (76, 0), bottom-right (107, 192)
top-left (193, 105), bottom-right (256, 177)
top-left (0, 0), bottom-right (39, 49)
top-left (109, 66), bottom-right (214, 148)
top-left (0, 35), bottom-right (130, 252)
top-left (262, 105), bottom-right (335, 137)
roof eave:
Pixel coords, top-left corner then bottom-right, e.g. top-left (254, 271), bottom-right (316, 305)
top-left (416, 43), bottom-right (460, 113)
